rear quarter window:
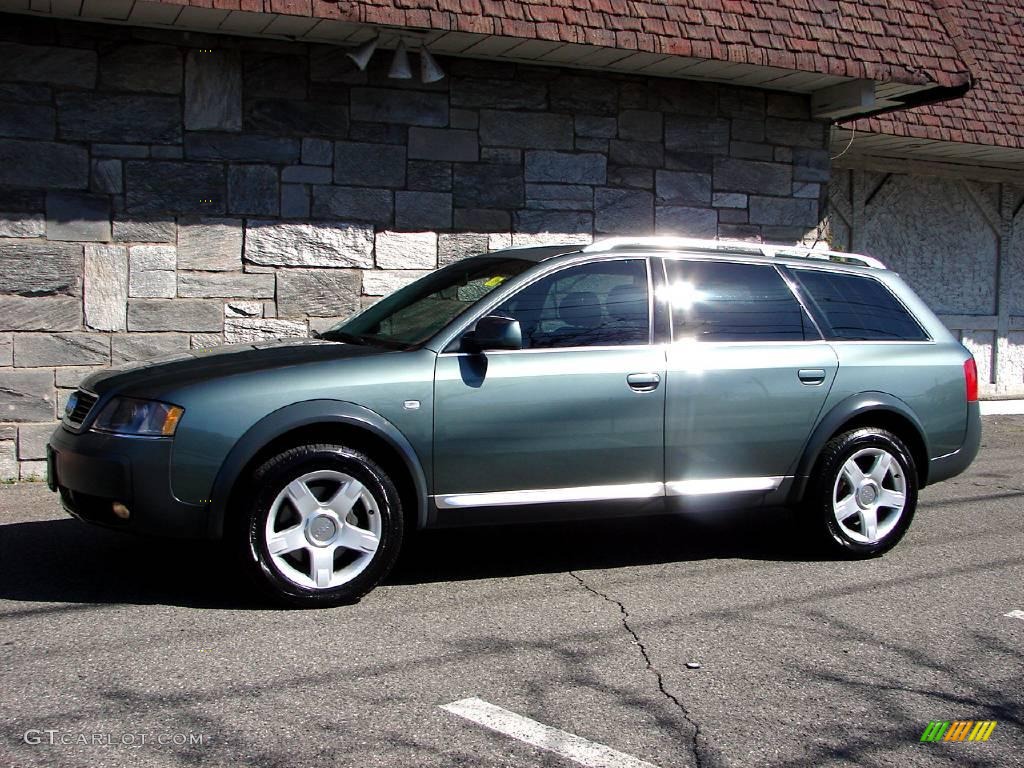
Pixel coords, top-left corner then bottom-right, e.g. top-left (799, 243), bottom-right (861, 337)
top-left (792, 269), bottom-right (928, 342)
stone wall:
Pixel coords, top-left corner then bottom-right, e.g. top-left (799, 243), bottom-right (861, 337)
top-left (0, 13), bottom-right (830, 480)
top-left (828, 164), bottom-right (1024, 397)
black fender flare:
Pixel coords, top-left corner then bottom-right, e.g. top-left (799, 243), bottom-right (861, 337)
top-left (788, 391), bottom-right (930, 504)
top-left (206, 399), bottom-right (429, 537)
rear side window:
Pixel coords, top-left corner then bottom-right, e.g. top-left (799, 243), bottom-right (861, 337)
top-left (663, 260), bottom-right (816, 342)
top-left (792, 269), bottom-right (928, 341)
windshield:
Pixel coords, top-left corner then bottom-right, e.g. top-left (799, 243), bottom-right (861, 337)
top-left (321, 257), bottom-right (535, 347)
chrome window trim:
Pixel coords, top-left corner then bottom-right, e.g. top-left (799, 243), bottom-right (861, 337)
top-left (434, 476), bottom-right (787, 508)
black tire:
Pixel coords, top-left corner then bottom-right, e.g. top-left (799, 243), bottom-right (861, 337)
top-left (804, 427), bottom-right (918, 558)
top-left (235, 443), bottom-right (404, 608)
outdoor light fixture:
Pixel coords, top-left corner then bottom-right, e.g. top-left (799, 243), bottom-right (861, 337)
top-left (344, 35), bottom-right (445, 82)
top-left (388, 40), bottom-right (413, 79)
top-left (345, 37), bottom-right (378, 71)
top-left (420, 47), bottom-right (446, 83)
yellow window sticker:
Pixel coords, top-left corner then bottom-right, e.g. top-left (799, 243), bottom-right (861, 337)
top-left (483, 276), bottom-right (507, 288)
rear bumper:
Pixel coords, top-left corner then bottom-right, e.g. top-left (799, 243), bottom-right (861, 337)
top-left (47, 425), bottom-right (211, 539)
top-left (927, 401), bottom-right (982, 486)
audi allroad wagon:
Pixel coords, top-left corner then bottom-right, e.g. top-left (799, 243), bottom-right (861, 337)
top-left (48, 237), bottom-right (981, 606)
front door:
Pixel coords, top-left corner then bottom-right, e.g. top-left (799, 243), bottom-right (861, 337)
top-left (660, 258), bottom-right (838, 498)
top-left (433, 258), bottom-right (666, 510)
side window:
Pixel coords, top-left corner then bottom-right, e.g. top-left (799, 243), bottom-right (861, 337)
top-left (792, 269), bottom-right (928, 341)
top-left (493, 259), bottom-right (650, 349)
top-left (663, 260), bottom-right (815, 342)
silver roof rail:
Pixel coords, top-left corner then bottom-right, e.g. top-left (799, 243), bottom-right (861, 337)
top-left (582, 236), bottom-right (887, 270)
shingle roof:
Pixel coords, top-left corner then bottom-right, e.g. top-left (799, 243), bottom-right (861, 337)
top-left (245, 1), bottom-right (973, 89)
top-left (846, 0), bottom-right (1024, 150)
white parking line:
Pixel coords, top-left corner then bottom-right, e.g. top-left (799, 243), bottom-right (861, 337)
top-left (440, 697), bottom-right (661, 768)
top-left (1005, 610), bottom-right (1024, 621)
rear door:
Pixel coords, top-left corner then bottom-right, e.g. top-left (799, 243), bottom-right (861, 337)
top-left (661, 258), bottom-right (838, 499)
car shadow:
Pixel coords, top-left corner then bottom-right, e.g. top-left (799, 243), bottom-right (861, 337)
top-left (0, 506), bottom-right (825, 610)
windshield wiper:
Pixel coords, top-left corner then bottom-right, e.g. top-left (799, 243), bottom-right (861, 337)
top-left (319, 330), bottom-right (367, 345)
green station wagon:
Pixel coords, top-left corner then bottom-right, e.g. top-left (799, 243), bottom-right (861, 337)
top-left (48, 237), bottom-right (981, 606)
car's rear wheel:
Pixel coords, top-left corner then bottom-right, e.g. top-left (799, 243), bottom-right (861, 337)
top-left (238, 444), bottom-right (403, 607)
top-left (805, 427), bottom-right (918, 558)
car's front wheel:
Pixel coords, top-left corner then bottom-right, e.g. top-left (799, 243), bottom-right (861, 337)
top-left (806, 427), bottom-right (918, 558)
top-left (238, 443), bottom-right (404, 607)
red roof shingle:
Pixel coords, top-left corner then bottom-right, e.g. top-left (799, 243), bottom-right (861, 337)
top-left (847, 0), bottom-right (1023, 150)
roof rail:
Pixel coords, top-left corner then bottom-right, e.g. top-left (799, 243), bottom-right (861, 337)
top-left (582, 236), bottom-right (886, 270)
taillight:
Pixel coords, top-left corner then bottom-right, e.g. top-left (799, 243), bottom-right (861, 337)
top-left (964, 357), bottom-right (978, 402)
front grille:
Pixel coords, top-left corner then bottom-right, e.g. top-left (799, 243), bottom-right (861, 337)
top-left (65, 390), bottom-right (98, 427)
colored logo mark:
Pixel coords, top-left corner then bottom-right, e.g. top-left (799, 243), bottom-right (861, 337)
top-left (920, 720), bottom-right (997, 742)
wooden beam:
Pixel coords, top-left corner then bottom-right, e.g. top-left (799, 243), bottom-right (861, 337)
top-left (812, 79), bottom-right (875, 119)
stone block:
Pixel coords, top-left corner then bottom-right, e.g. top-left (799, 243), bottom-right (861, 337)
top-left (525, 151), bottom-right (606, 185)
top-left (350, 88), bottom-right (448, 126)
top-left (713, 192), bottom-right (748, 209)
top-left (665, 116), bottom-right (730, 154)
top-left (84, 244), bottom-right (127, 331)
top-left (576, 115), bottom-right (618, 139)
top-left (713, 157), bottom-right (792, 196)
top-left (45, 192), bottom-right (110, 243)
top-left (244, 51), bottom-right (308, 98)
top-left (347, 122), bottom-right (406, 145)
top-left (608, 140), bottom-right (664, 169)
top-left (749, 197), bottom-right (819, 227)
top-left (793, 148), bottom-right (831, 182)
top-left (21, 460), bottom-right (47, 481)
top-left (765, 118), bottom-right (826, 149)
top-left (128, 299), bottom-right (223, 332)
top-left (479, 111), bottom-right (573, 150)
top-left (94, 144), bottom-right (149, 158)
top-left (184, 133), bottom-right (299, 163)
top-left (514, 210), bottom-right (593, 237)
top-left (100, 44), bottom-right (182, 94)
top-left (395, 191), bottom-right (452, 230)
top-left (576, 138), bottom-right (609, 153)
top-left (55, 366), bottom-right (104, 388)
top-left (595, 188), bottom-right (654, 234)
top-left (0, 370), bottom-right (55, 422)
top-left (0, 102), bottom-right (55, 140)
top-left (125, 161), bottom-right (225, 214)
top-left (224, 318), bottom-right (307, 344)
top-left (185, 49), bottom-right (242, 131)
top-left (730, 141), bottom-right (774, 161)
top-left (655, 170), bottom-right (711, 206)
top-left (665, 151), bottom-right (713, 174)
top-left (0, 211), bottom-right (43, 239)
top-left (228, 165), bottom-right (279, 216)
top-left (0, 42), bottom-right (95, 87)
top-left (191, 333), bottom-right (223, 349)
top-left (453, 164), bottom-right (524, 209)
top-left (454, 209), bottom-right (511, 232)
top-left (224, 300), bottom-right (263, 318)
top-left (0, 140), bottom-right (87, 190)
top-left (91, 159), bottom-right (122, 195)
top-left (302, 137), bottom-right (333, 166)
top-left (333, 142), bottom-right (406, 188)
top-left (276, 269), bottom-right (360, 317)
top-left (408, 161), bottom-right (452, 192)
top-left (130, 245), bottom-right (176, 271)
top-left (0, 240), bottom-right (81, 295)
top-left (361, 269), bottom-right (431, 296)
top-left (550, 75), bottom-right (618, 115)
top-left (281, 184), bottom-right (310, 218)
top-left (178, 271), bottom-right (275, 299)
top-left (245, 99), bottom-right (349, 137)
top-left (408, 128), bottom-right (479, 162)
top-left (0, 84), bottom-right (51, 103)
top-left (608, 167), bottom-right (654, 190)
top-left (766, 93), bottom-right (810, 119)
top-left (0, 440), bottom-right (15, 481)
top-left (18, 423), bottom-right (56, 460)
top-left (129, 269), bottom-right (176, 298)
top-left (13, 333), bottom-right (109, 367)
top-left (793, 182), bottom-right (821, 199)
top-left (619, 110), bottom-right (663, 142)
top-left (655, 206), bottom-right (718, 237)
top-left (112, 216), bottom-right (175, 243)
top-left (0, 297), bottom-right (81, 331)
top-left (245, 220), bottom-right (374, 268)
top-left (525, 184), bottom-right (594, 211)
top-left (488, 233), bottom-right (513, 251)
top-left (450, 109), bottom-right (478, 129)
top-left (511, 231), bottom-right (591, 247)
top-left (282, 166), bottom-right (332, 184)
top-left (375, 231), bottom-right (437, 269)
top-left (480, 148), bottom-right (521, 164)
top-left (0, 333), bottom-right (10, 366)
top-left (0, 189), bottom-right (44, 214)
top-left (451, 78), bottom-right (546, 110)
top-left (731, 118), bottom-right (765, 143)
top-left (311, 187), bottom-right (393, 225)
top-left (718, 208), bottom-right (748, 224)
top-left (178, 217), bottom-right (243, 271)
top-left (438, 233), bottom-right (489, 266)
top-left (111, 332), bottom-right (191, 364)
top-left (57, 92), bottom-right (181, 144)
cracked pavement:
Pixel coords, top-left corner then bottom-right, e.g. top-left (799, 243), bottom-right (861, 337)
top-left (1, 416), bottom-right (1023, 767)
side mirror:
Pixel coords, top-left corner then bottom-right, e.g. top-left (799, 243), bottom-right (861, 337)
top-left (462, 315), bottom-right (522, 353)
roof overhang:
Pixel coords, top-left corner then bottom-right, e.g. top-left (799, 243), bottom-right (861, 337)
top-left (0, 0), bottom-right (963, 119)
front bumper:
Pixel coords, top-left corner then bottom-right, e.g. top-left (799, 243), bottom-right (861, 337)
top-left (47, 425), bottom-right (211, 539)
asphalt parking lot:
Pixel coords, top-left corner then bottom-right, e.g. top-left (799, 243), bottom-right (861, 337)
top-left (1, 417), bottom-right (1022, 768)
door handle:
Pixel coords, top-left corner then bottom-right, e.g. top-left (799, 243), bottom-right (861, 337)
top-left (627, 372), bottom-right (661, 392)
top-left (798, 368), bottom-right (827, 385)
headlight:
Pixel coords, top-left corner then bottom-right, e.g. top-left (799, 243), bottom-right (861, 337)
top-left (91, 397), bottom-right (184, 437)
